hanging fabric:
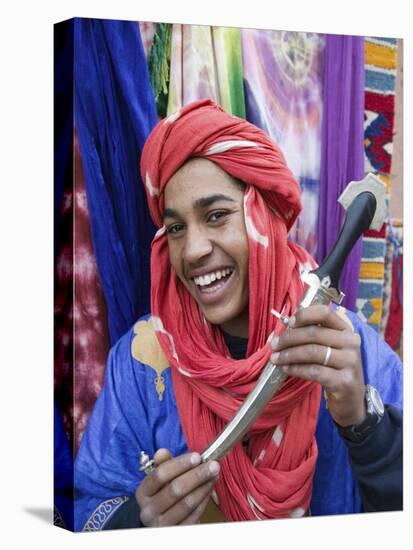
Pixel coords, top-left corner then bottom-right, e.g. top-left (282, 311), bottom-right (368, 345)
top-left (148, 23), bottom-right (173, 118)
top-left (355, 37), bottom-right (398, 328)
top-left (74, 18), bottom-right (158, 345)
top-left (316, 34), bottom-right (365, 311)
top-left (384, 221), bottom-right (403, 350)
top-left (73, 133), bottom-right (111, 449)
top-left (241, 29), bottom-right (325, 256)
top-left (167, 25), bottom-right (245, 117)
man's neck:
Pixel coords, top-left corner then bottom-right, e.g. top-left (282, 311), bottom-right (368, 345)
top-left (221, 330), bottom-right (248, 360)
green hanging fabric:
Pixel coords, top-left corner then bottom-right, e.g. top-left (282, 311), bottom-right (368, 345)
top-left (212, 27), bottom-right (246, 119)
top-left (167, 25), bottom-right (246, 119)
top-left (148, 23), bottom-right (173, 118)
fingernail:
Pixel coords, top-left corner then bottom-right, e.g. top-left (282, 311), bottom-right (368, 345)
top-left (190, 453), bottom-right (201, 466)
top-left (271, 352), bottom-right (280, 364)
top-left (209, 461), bottom-right (220, 475)
top-left (270, 336), bottom-right (279, 350)
top-left (288, 315), bottom-right (296, 328)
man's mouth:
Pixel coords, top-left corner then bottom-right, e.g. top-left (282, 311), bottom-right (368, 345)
top-left (191, 267), bottom-right (235, 303)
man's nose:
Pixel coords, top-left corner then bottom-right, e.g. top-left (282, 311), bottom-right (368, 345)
top-left (183, 226), bottom-right (213, 264)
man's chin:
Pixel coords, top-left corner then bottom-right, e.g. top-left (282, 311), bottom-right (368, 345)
top-left (198, 305), bottom-right (231, 327)
top-left (201, 308), bottom-right (249, 338)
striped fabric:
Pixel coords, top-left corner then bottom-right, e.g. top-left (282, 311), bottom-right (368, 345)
top-left (355, 37), bottom-right (398, 331)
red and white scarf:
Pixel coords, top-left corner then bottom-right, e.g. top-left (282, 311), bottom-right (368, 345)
top-left (141, 99), bottom-right (321, 521)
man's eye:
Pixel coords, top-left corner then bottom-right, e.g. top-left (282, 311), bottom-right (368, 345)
top-left (208, 211), bottom-right (227, 222)
top-left (166, 224), bottom-right (184, 235)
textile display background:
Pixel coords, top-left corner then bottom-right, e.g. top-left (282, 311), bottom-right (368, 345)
top-left (54, 17), bottom-right (403, 531)
top-left (242, 30), bottom-right (324, 256)
top-left (54, 17), bottom-right (158, 529)
top-left (315, 35), bottom-right (365, 312)
top-left (355, 37), bottom-right (403, 356)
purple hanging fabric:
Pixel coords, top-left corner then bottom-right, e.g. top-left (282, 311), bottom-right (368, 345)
top-left (316, 34), bottom-right (365, 311)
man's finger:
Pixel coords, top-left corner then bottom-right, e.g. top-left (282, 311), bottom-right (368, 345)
top-left (290, 305), bottom-right (348, 331)
top-left (280, 363), bottom-right (336, 387)
top-left (149, 460), bottom-right (220, 517)
top-left (140, 452), bottom-right (202, 497)
top-left (159, 480), bottom-right (215, 526)
top-left (154, 448), bottom-right (173, 466)
top-left (272, 343), bottom-right (341, 369)
top-left (179, 493), bottom-right (212, 525)
top-left (271, 325), bottom-right (352, 352)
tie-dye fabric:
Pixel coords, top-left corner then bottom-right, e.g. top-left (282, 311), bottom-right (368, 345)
top-left (55, 135), bottom-right (111, 454)
top-left (241, 29), bottom-right (325, 255)
top-left (138, 20), bottom-right (157, 57)
top-left (73, 136), bottom-right (111, 448)
top-left (140, 99), bottom-right (321, 521)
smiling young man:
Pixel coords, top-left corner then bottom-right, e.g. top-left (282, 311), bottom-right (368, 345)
top-left (74, 99), bottom-right (402, 531)
top-left (163, 158), bottom-right (249, 337)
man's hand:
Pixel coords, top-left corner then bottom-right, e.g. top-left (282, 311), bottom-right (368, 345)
top-left (270, 305), bottom-right (366, 427)
top-left (135, 448), bottom-right (220, 527)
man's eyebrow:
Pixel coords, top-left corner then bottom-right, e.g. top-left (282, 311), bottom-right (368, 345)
top-left (194, 193), bottom-right (237, 209)
top-left (163, 194), bottom-right (237, 219)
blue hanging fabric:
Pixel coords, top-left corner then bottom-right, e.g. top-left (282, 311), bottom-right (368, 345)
top-left (74, 18), bottom-right (158, 344)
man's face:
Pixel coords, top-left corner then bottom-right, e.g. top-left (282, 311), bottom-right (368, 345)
top-left (163, 158), bottom-right (249, 337)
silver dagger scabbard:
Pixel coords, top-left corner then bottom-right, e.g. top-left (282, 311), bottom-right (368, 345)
top-left (200, 273), bottom-right (345, 462)
top-left (200, 173), bottom-right (386, 463)
top-left (201, 362), bottom-right (287, 462)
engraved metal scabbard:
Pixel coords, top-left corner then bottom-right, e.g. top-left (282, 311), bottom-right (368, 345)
top-left (200, 273), bottom-right (344, 462)
top-left (200, 173), bottom-right (387, 463)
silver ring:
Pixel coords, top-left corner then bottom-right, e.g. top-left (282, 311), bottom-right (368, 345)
top-left (323, 346), bottom-right (332, 366)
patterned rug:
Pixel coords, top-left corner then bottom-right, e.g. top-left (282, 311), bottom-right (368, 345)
top-left (355, 37), bottom-right (398, 332)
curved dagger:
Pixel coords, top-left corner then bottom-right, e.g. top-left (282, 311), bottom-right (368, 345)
top-left (200, 173), bottom-right (387, 462)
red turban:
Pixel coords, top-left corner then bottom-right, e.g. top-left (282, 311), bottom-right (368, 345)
top-left (140, 99), bottom-right (321, 521)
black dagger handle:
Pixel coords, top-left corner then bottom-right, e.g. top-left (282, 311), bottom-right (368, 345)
top-left (311, 191), bottom-right (377, 290)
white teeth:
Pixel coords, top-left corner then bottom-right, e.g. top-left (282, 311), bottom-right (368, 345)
top-left (194, 268), bottom-right (233, 287)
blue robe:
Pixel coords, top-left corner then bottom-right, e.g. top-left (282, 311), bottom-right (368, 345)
top-left (74, 308), bottom-right (402, 531)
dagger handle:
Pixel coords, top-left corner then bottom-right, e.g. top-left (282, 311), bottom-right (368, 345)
top-left (312, 191), bottom-right (377, 290)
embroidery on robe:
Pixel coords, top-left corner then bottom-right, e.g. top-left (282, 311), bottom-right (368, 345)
top-left (131, 318), bottom-right (170, 401)
top-left (82, 496), bottom-right (129, 531)
top-left (53, 505), bottom-right (66, 529)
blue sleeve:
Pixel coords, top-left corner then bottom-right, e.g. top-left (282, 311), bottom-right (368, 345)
top-left (344, 405), bottom-right (402, 511)
top-left (312, 309), bottom-right (403, 515)
top-left (353, 311), bottom-right (403, 410)
top-left (74, 329), bottom-right (150, 531)
top-left (340, 311), bottom-right (403, 512)
top-left (74, 320), bottom-right (188, 531)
